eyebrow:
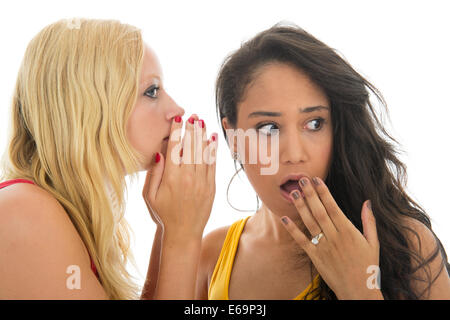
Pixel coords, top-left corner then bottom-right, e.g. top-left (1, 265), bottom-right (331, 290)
top-left (247, 106), bottom-right (330, 118)
top-left (140, 75), bottom-right (162, 89)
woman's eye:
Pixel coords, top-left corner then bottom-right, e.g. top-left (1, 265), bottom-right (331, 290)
top-left (306, 118), bottom-right (325, 131)
top-left (144, 85), bottom-right (160, 99)
top-left (256, 118), bottom-right (325, 135)
top-left (257, 123), bottom-right (279, 136)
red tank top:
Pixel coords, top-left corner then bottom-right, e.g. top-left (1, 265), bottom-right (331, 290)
top-left (0, 179), bottom-right (99, 278)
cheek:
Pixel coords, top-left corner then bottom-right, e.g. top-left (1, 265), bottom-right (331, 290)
top-left (243, 164), bottom-right (268, 197)
top-left (314, 132), bottom-right (333, 173)
top-left (241, 134), bottom-right (275, 166)
top-left (242, 140), bottom-right (277, 198)
top-left (127, 103), bottom-right (161, 156)
top-left (315, 138), bottom-right (332, 160)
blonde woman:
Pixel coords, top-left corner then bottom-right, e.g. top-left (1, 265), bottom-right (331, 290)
top-left (0, 18), bottom-right (218, 299)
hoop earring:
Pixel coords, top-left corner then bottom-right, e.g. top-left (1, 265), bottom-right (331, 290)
top-left (226, 166), bottom-right (261, 213)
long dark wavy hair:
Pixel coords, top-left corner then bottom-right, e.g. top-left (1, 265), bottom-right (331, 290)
top-left (215, 23), bottom-right (449, 299)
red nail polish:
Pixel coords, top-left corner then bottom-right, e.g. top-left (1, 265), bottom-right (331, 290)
top-left (155, 153), bottom-right (160, 163)
top-left (199, 119), bottom-right (205, 128)
top-left (180, 148), bottom-right (183, 157)
top-left (174, 116), bottom-right (182, 123)
top-left (188, 117), bottom-right (195, 124)
top-left (212, 134), bottom-right (216, 141)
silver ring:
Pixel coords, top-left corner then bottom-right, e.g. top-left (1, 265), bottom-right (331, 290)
top-left (311, 232), bottom-right (324, 245)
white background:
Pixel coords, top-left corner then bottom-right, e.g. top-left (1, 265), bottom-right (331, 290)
top-left (0, 0), bottom-right (448, 286)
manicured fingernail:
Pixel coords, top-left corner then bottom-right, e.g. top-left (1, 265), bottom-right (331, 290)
top-left (155, 152), bottom-right (160, 163)
top-left (281, 217), bottom-right (289, 225)
top-left (180, 148), bottom-right (183, 157)
top-left (212, 134), bottom-right (216, 141)
top-left (312, 177), bottom-right (320, 186)
top-left (300, 178), bottom-right (308, 186)
top-left (291, 191), bottom-right (300, 200)
top-left (199, 119), bottom-right (205, 128)
top-left (188, 117), bottom-right (195, 124)
top-left (174, 116), bottom-right (182, 123)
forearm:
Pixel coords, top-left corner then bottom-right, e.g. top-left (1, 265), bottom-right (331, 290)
top-left (153, 232), bottom-right (202, 300)
top-left (140, 226), bottom-right (163, 300)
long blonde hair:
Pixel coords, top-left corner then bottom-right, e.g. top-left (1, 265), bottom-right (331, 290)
top-left (0, 18), bottom-right (148, 299)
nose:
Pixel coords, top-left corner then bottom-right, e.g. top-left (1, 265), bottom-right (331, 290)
top-left (280, 129), bottom-right (308, 164)
top-left (165, 94), bottom-right (185, 120)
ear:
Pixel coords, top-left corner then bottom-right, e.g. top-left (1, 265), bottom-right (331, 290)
top-left (221, 117), bottom-right (235, 151)
top-left (222, 117), bottom-right (230, 130)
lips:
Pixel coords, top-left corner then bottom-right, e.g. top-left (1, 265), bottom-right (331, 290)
top-left (279, 173), bottom-right (309, 203)
top-left (279, 173), bottom-right (309, 188)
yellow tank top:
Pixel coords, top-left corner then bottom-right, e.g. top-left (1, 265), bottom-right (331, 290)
top-left (208, 216), bottom-right (321, 300)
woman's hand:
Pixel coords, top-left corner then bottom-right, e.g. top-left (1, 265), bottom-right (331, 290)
top-left (280, 176), bottom-right (383, 300)
top-left (141, 114), bottom-right (217, 299)
top-left (142, 114), bottom-right (218, 239)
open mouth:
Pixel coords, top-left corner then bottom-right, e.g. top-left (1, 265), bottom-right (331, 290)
top-left (279, 180), bottom-right (304, 202)
top-left (280, 180), bottom-right (302, 193)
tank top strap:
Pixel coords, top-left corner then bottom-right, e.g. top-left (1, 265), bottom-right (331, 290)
top-left (208, 216), bottom-right (250, 300)
top-left (0, 179), bottom-right (35, 189)
top-left (208, 216), bottom-right (323, 300)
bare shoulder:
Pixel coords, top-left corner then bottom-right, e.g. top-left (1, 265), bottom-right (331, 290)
top-left (400, 216), bottom-right (446, 266)
top-left (0, 183), bottom-right (79, 242)
top-left (195, 224), bottom-right (231, 299)
top-left (401, 216), bottom-right (440, 253)
top-left (0, 183), bottom-right (68, 237)
top-left (200, 217), bottom-right (252, 272)
top-left (203, 225), bottom-right (231, 248)
top-left (0, 183), bottom-right (107, 299)
top-left (201, 225), bottom-right (232, 272)
top-left (401, 216), bottom-right (450, 299)
top-left (0, 182), bottom-right (66, 219)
